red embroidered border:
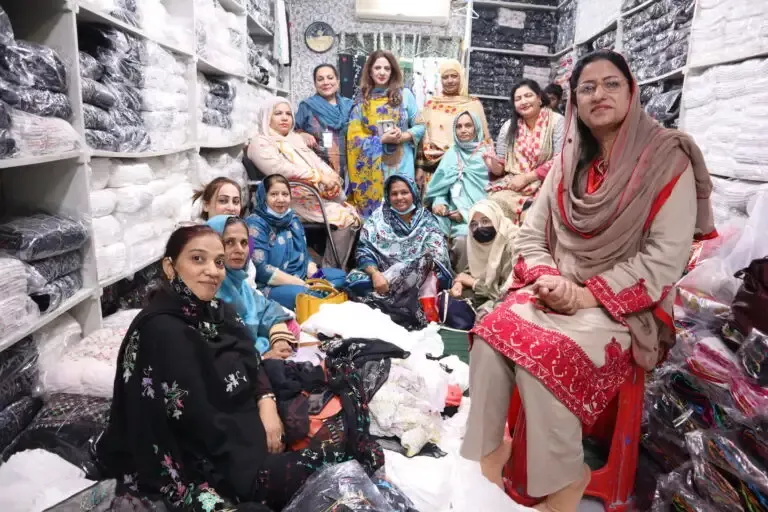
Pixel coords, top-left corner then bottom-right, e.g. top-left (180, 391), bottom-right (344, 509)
top-left (510, 255), bottom-right (560, 290)
top-left (472, 297), bottom-right (632, 426)
top-left (584, 275), bottom-right (655, 323)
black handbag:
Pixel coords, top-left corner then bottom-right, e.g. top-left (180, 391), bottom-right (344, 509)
top-left (437, 290), bottom-right (477, 331)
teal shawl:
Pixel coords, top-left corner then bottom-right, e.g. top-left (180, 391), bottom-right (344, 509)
top-left (206, 215), bottom-right (292, 354)
top-left (424, 111), bottom-right (490, 238)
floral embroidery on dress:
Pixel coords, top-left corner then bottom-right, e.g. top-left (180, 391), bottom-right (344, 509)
top-left (123, 472), bottom-right (139, 492)
top-left (197, 489), bottom-right (225, 511)
top-left (210, 299), bottom-right (219, 309)
top-left (123, 331), bottom-right (140, 383)
top-left (224, 371), bottom-right (247, 393)
top-left (159, 454), bottom-right (188, 506)
top-left (141, 367), bottom-right (155, 399)
top-left (252, 249), bottom-right (265, 263)
top-left (162, 381), bottom-right (188, 420)
top-left (199, 322), bottom-right (218, 340)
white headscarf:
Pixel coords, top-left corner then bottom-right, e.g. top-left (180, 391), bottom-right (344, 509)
top-left (467, 200), bottom-right (518, 289)
top-left (251, 97), bottom-right (295, 139)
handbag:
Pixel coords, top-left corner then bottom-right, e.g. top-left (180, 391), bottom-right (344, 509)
top-left (295, 278), bottom-right (348, 324)
top-left (730, 257), bottom-right (768, 336)
top-left (437, 290), bottom-right (476, 331)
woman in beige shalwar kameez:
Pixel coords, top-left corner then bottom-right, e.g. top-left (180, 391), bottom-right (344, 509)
top-left (461, 51), bottom-right (717, 511)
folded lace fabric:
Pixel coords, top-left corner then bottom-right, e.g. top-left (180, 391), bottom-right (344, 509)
top-left (92, 215), bottom-right (122, 248)
top-left (89, 189), bottom-right (117, 218)
top-left (0, 256), bottom-right (27, 297)
top-left (0, 295), bottom-right (40, 340)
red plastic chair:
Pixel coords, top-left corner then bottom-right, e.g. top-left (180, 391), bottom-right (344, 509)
top-left (503, 365), bottom-right (645, 512)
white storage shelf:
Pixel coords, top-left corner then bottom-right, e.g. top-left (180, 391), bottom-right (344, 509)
top-left (0, 0), bottom-right (289, 354)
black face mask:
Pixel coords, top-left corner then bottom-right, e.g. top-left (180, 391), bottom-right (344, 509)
top-left (472, 226), bottom-right (496, 244)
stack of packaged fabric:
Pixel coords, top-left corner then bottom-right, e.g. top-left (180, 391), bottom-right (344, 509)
top-left (684, 56), bottom-right (768, 183)
top-left (637, 194), bottom-right (768, 510)
top-left (0, 338), bottom-right (42, 457)
top-left (689, 0), bottom-right (768, 69)
top-left (195, 0), bottom-right (245, 75)
top-left (642, 83), bottom-right (683, 128)
top-left (621, 0), bottom-right (694, 81)
top-left (86, 0), bottom-right (192, 50)
top-left (247, 38), bottom-right (274, 86)
top-left (472, 6), bottom-right (557, 53)
top-left (555, 0), bottom-right (576, 53)
top-left (78, 26), bottom-right (150, 152)
top-left (0, 213), bottom-right (87, 316)
top-left (247, 0), bottom-right (275, 32)
top-left (197, 73), bottom-right (239, 145)
top-left (0, 6), bottom-right (80, 159)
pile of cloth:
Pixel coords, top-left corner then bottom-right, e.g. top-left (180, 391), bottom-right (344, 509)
top-left (247, 0), bottom-right (275, 32)
top-left (0, 6), bottom-right (80, 159)
top-left (635, 192), bottom-right (768, 510)
top-left (0, 212), bottom-right (88, 317)
top-left (198, 73), bottom-right (241, 146)
top-left (195, 0), bottom-right (245, 75)
top-left (472, 6), bottom-right (556, 52)
top-left (555, 0), bottom-right (577, 53)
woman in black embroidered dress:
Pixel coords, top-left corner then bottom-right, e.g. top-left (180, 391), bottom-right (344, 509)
top-left (97, 225), bottom-right (381, 511)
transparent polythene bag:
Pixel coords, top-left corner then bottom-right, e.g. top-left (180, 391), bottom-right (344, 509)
top-left (0, 212), bottom-right (88, 262)
top-left (282, 460), bottom-right (391, 512)
top-left (9, 108), bottom-right (81, 158)
top-left (0, 39), bottom-right (67, 93)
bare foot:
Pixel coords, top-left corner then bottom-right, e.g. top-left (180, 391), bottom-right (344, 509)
top-left (480, 439), bottom-right (512, 489)
top-left (533, 464), bottom-right (591, 512)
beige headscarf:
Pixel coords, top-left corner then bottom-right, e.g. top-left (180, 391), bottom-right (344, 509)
top-left (252, 96), bottom-right (295, 139)
top-left (437, 59), bottom-right (469, 96)
top-left (549, 60), bottom-right (716, 369)
top-left (467, 200), bottom-right (518, 290)
top-left (250, 97), bottom-right (314, 166)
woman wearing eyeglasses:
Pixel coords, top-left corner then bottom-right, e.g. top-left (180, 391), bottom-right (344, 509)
top-left (462, 50), bottom-right (716, 510)
top-left (482, 79), bottom-right (564, 225)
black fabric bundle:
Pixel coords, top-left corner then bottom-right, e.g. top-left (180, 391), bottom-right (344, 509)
top-left (472, 6), bottom-right (556, 51)
top-left (3, 393), bottom-right (112, 479)
top-left (0, 213), bottom-right (88, 262)
top-left (622, 0), bottom-right (694, 81)
top-left (0, 6), bottom-right (12, 46)
top-left (469, 52), bottom-right (523, 97)
top-left (200, 74), bottom-right (236, 130)
top-left (0, 339), bottom-right (38, 412)
top-left (79, 25), bottom-right (150, 152)
top-left (0, 39), bottom-right (67, 92)
top-left (0, 76), bottom-right (72, 119)
top-left (555, 0), bottom-right (577, 52)
top-left (26, 249), bottom-right (82, 294)
top-left (30, 270), bottom-right (83, 313)
top-left (338, 52), bottom-right (367, 100)
top-left (0, 396), bottom-right (43, 452)
top-left (0, 99), bottom-right (16, 158)
top-left (201, 107), bottom-right (233, 129)
top-left (482, 98), bottom-right (512, 141)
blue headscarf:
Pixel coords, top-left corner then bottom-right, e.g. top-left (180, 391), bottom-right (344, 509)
top-left (207, 215), bottom-right (291, 354)
top-left (245, 181), bottom-right (310, 282)
top-left (299, 93), bottom-right (354, 132)
top-left (356, 175), bottom-right (452, 284)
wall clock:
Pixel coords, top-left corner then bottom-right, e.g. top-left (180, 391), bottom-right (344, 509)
top-left (305, 21), bottom-right (335, 54)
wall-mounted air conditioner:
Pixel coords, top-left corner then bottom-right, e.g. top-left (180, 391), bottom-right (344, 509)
top-left (355, 0), bottom-right (451, 25)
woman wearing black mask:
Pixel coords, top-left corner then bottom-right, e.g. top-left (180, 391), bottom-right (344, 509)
top-left (450, 199), bottom-right (517, 318)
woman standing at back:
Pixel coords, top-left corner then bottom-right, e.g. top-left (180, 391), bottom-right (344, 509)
top-left (295, 64), bottom-right (354, 179)
top-left (346, 50), bottom-right (425, 218)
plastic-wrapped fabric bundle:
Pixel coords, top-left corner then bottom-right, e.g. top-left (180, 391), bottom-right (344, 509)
top-left (0, 295), bottom-right (40, 339)
top-left (111, 181), bottom-right (151, 213)
top-left (114, 207), bottom-right (152, 226)
top-left (30, 270), bottom-right (83, 313)
top-left (81, 78), bottom-right (117, 110)
top-left (89, 189), bottom-right (117, 218)
top-left (2, 393), bottom-right (111, 477)
top-left (0, 77), bottom-right (72, 119)
top-left (9, 109), bottom-right (80, 157)
top-left (0, 6), bottom-right (13, 46)
top-left (651, 463), bottom-right (719, 511)
top-left (83, 104), bottom-right (111, 131)
top-left (85, 129), bottom-right (118, 152)
top-left (201, 108), bottom-right (233, 129)
top-left (205, 93), bottom-right (234, 114)
top-left (283, 460), bottom-right (392, 511)
top-left (24, 250), bottom-right (82, 294)
top-left (140, 89), bottom-right (187, 112)
top-left (738, 329), bottom-right (768, 387)
top-left (124, 222), bottom-right (155, 245)
top-left (0, 40), bottom-right (67, 93)
top-left (0, 338), bottom-right (38, 412)
top-left (108, 81), bottom-right (142, 112)
top-left (0, 255), bottom-right (27, 297)
top-left (0, 396), bottom-right (43, 453)
top-left (0, 213), bottom-right (88, 262)
top-left (555, 0), bottom-right (577, 51)
top-left (127, 239), bottom-right (164, 268)
top-left (208, 77), bottom-right (237, 100)
top-left (107, 161), bottom-right (153, 187)
top-left (79, 51), bottom-right (103, 81)
top-left (469, 51), bottom-right (523, 97)
top-left (645, 87), bottom-right (682, 125)
top-left (89, 159), bottom-right (111, 190)
top-left (0, 100), bottom-right (16, 158)
top-left (92, 215), bottom-right (122, 248)
top-left (95, 242), bottom-right (127, 283)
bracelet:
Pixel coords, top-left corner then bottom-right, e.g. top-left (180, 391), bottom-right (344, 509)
top-left (259, 393), bottom-right (276, 402)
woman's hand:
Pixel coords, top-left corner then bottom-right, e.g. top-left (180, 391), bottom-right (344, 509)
top-left (532, 275), bottom-right (597, 314)
top-left (450, 281), bottom-right (463, 298)
top-left (300, 132), bottom-right (317, 148)
top-left (483, 148), bottom-right (504, 176)
top-left (307, 261), bottom-right (319, 277)
top-left (380, 127), bottom-right (402, 144)
top-left (432, 204), bottom-right (449, 217)
top-left (507, 173), bottom-right (536, 192)
top-left (258, 397), bottom-right (285, 453)
top-left (448, 211), bottom-right (463, 223)
top-left (456, 272), bottom-right (475, 288)
top-left (263, 340), bottom-right (294, 360)
top-left (319, 173), bottom-right (341, 197)
top-left (372, 271), bottom-right (390, 295)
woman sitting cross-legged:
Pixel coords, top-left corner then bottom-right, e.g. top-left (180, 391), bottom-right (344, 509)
top-left (462, 50), bottom-right (716, 511)
top-left (450, 199), bottom-right (516, 319)
top-left (207, 214), bottom-right (297, 359)
top-left (96, 225), bottom-right (377, 511)
top-left (246, 175), bottom-right (346, 311)
top-left (425, 111), bottom-right (490, 271)
top-left (247, 97), bottom-right (360, 268)
top-left (347, 175), bottom-right (452, 328)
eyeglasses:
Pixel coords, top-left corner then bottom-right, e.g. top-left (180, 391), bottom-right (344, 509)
top-left (575, 78), bottom-right (626, 97)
